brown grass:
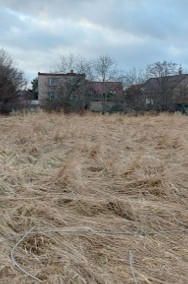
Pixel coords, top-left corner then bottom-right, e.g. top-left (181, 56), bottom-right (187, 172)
top-left (0, 111), bottom-right (188, 283)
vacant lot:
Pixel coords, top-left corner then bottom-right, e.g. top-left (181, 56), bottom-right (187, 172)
top-left (0, 111), bottom-right (188, 283)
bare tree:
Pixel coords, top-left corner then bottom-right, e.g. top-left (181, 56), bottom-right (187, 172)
top-left (92, 55), bottom-right (121, 112)
top-left (146, 61), bottom-right (179, 78)
top-left (93, 54), bottom-right (119, 82)
top-left (146, 61), bottom-right (180, 110)
top-left (122, 67), bottom-right (149, 88)
top-left (58, 54), bottom-right (80, 73)
top-left (0, 48), bottom-right (26, 113)
top-left (49, 54), bottom-right (123, 113)
top-left (57, 54), bottom-right (94, 81)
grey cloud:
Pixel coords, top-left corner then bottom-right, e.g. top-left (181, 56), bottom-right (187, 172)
top-left (2, 0), bottom-right (188, 41)
top-left (0, 8), bottom-right (24, 36)
top-left (1, 0), bottom-right (188, 82)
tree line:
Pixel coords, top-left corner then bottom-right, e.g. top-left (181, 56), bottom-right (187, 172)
top-left (0, 47), bottom-right (183, 113)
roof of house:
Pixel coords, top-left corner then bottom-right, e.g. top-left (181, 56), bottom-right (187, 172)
top-left (88, 81), bottom-right (123, 95)
top-left (142, 74), bottom-right (188, 93)
top-left (125, 84), bottom-right (143, 95)
top-left (38, 71), bottom-right (85, 77)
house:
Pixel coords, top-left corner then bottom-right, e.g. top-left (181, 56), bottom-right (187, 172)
top-left (38, 71), bottom-right (124, 112)
top-left (87, 81), bottom-right (124, 112)
top-left (125, 74), bottom-right (188, 112)
top-left (38, 71), bottom-right (86, 102)
top-left (38, 70), bottom-right (87, 112)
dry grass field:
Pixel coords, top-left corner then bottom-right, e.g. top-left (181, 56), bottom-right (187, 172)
top-left (0, 111), bottom-right (188, 284)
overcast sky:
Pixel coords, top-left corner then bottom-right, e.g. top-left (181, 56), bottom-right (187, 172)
top-left (1, 0), bottom-right (188, 84)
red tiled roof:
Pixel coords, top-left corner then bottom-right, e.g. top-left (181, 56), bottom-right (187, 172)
top-left (88, 81), bottom-right (123, 95)
top-left (126, 84), bottom-right (143, 95)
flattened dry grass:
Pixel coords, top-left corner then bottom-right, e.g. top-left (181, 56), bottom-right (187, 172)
top-left (0, 111), bottom-right (188, 283)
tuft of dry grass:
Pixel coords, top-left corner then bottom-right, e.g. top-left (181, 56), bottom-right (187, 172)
top-left (0, 111), bottom-right (188, 283)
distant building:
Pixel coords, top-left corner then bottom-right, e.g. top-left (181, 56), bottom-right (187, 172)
top-left (38, 71), bottom-right (124, 112)
top-left (87, 81), bottom-right (124, 112)
top-left (38, 70), bottom-right (86, 103)
top-left (125, 74), bottom-right (188, 112)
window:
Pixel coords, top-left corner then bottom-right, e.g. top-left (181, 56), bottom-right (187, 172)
top-left (48, 92), bottom-right (56, 100)
top-left (48, 78), bottom-right (57, 86)
top-left (145, 98), bottom-right (154, 105)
